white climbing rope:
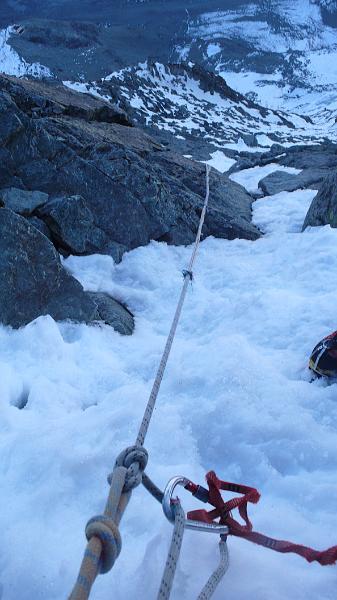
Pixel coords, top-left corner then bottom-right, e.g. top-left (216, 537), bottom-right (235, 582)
top-left (157, 502), bottom-right (186, 599)
top-left (136, 163), bottom-right (210, 447)
top-left (69, 164), bottom-right (212, 600)
top-left (197, 538), bottom-right (230, 600)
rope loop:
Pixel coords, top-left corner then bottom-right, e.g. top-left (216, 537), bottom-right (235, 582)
top-left (85, 515), bottom-right (122, 574)
top-left (108, 446), bottom-right (148, 492)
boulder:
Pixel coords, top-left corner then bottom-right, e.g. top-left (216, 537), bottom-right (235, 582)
top-left (0, 208), bottom-right (97, 328)
top-left (258, 169), bottom-right (326, 195)
top-left (37, 194), bottom-right (112, 254)
top-left (0, 187), bottom-right (48, 215)
top-left (302, 173), bottom-right (337, 230)
top-left (87, 292), bottom-right (134, 335)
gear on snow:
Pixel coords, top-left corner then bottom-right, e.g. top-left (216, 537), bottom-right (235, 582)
top-left (309, 330), bottom-right (337, 377)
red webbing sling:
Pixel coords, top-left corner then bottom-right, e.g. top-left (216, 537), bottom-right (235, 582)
top-left (187, 471), bottom-right (337, 565)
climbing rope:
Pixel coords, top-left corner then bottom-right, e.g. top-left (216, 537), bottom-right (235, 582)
top-left (136, 163), bottom-right (210, 447)
top-left (159, 502), bottom-right (229, 600)
top-left (69, 165), bottom-right (211, 600)
top-left (197, 537), bottom-right (229, 600)
top-left (158, 502), bottom-right (186, 599)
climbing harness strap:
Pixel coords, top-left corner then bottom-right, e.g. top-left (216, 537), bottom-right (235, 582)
top-left (69, 165), bottom-right (211, 600)
top-left (187, 471), bottom-right (337, 566)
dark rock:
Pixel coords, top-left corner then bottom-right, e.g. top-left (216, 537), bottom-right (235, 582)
top-left (0, 91), bottom-right (25, 145)
top-left (258, 169), bottom-right (326, 195)
top-left (0, 74), bottom-right (260, 265)
top-left (87, 292), bottom-right (134, 335)
top-left (302, 173), bottom-right (337, 230)
top-left (0, 187), bottom-right (48, 215)
top-left (37, 194), bottom-right (112, 255)
top-left (0, 208), bottom-right (97, 328)
top-left (26, 216), bottom-right (52, 240)
top-left (241, 133), bottom-right (258, 148)
top-left (0, 75), bottom-right (132, 126)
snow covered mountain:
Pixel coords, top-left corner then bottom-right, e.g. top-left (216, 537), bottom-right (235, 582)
top-left (171, 0), bottom-right (337, 111)
top-left (64, 61), bottom-right (337, 165)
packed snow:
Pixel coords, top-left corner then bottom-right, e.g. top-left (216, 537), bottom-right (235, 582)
top-left (1, 163), bottom-right (337, 599)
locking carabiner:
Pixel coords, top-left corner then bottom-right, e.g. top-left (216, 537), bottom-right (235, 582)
top-left (162, 476), bottom-right (229, 535)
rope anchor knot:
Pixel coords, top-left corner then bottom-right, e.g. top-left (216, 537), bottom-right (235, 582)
top-left (108, 445), bottom-right (148, 492)
top-left (85, 515), bottom-right (122, 574)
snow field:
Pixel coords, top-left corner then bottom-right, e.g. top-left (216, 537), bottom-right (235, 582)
top-left (1, 168), bottom-right (337, 599)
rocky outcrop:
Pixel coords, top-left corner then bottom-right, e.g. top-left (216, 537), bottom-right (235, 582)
top-left (0, 74), bottom-right (260, 262)
top-left (0, 74), bottom-right (260, 329)
top-left (0, 75), bottom-right (132, 125)
top-left (302, 173), bottom-right (337, 230)
top-left (230, 142), bottom-right (337, 195)
top-left (0, 208), bottom-right (135, 331)
top-left (37, 194), bottom-right (124, 259)
top-left (0, 208), bottom-right (97, 328)
top-left (0, 188), bottom-right (48, 215)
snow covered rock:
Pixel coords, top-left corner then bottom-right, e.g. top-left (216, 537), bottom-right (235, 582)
top-left (87, 292), bottom-right (134, 335)
top-left (0, 208), bottom-right (97, 328)
top-left (302, 172), bottom-right (337, 229)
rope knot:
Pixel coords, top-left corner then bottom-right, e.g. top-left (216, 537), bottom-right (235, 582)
top-left (85, 515), bottom-right (122, 574)
top-left (108, 446), bottom-right (148, 492)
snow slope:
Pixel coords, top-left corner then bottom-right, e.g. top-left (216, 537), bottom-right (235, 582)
top-left (0, 26), bottom-right (51, 78)
top-left (1, 166), bottom-right (337, 599)
top-left (64, 62), bottom-right (337, 159)
top-left (175, 0), bottom-right (337, 112)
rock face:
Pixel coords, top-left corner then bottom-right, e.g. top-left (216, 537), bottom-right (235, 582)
top-left (229, 142), bottom-right (337, 196)
top-left (0, 208), bottom-right (97, 328)
top-left (37, 194), bottom-right (120, 257)
top-left (0, 74), bottom-right (260, 262)
top-left (0, 73), bottom-right (260, 329)
top-left (0, 208), bottom-right (135, 331)
top-left (302, 173), bottom-right (337, 230)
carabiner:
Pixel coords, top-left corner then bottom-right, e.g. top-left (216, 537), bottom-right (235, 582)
top-left (162, 476), bottom-right (229, 535)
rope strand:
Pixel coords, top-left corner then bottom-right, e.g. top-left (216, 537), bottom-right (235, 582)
top-left (69, 165), bottom-right (211, 600)
top-left (136, 164), bottom-right (210, 447)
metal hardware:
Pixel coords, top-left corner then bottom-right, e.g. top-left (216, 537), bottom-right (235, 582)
top-left (162, 476), bottom-right (229, 535)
